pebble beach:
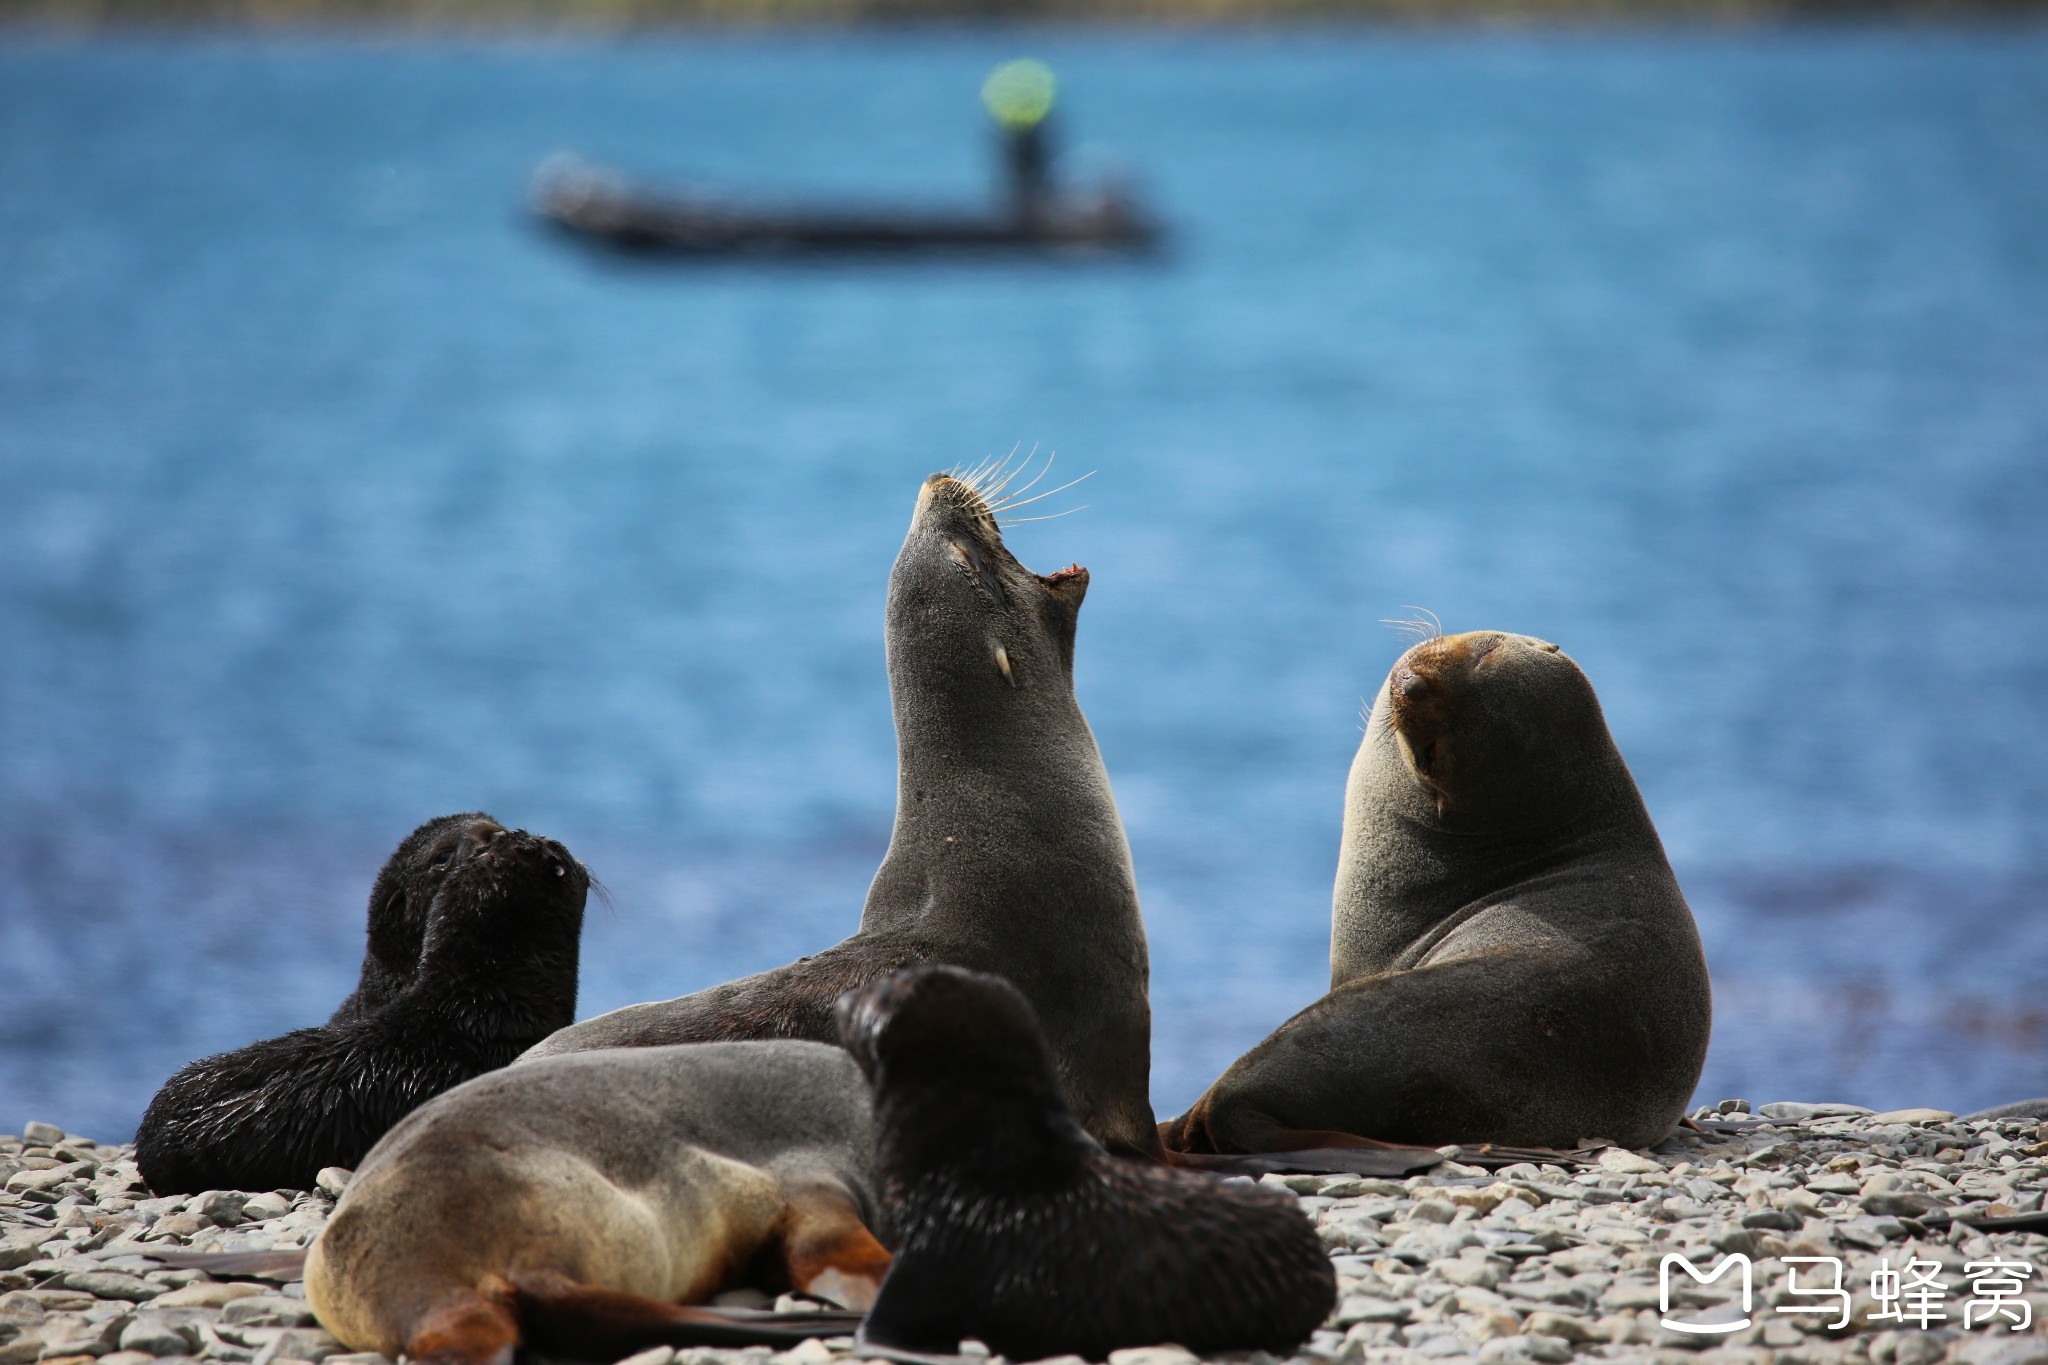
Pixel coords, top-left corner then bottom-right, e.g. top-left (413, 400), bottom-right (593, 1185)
top-left (5, 1104), bottom-right (2047, 1365)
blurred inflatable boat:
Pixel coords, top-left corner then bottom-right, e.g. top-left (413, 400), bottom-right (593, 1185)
top-left (529, 156), bottom-right (1164, 260)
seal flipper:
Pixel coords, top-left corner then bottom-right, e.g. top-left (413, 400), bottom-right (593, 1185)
top-left (509, 1270), bottom-right (863, 1352)
top-left (1161, 1104), bottom-right (1446, 1175)
top-left (406, 1282), bottom-right (519, 1365)
top-left (852, 1252), bottom-right (970, 1363)
top-left (1172, 1146), bottom-right (1443, 1178)
top-left (776, 1186), bottom-right (893, 1311)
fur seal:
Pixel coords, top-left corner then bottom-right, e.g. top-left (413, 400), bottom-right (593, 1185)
top-left (135, 814), bottom-right (587, 1195)
top-left (529, 469), bottom-right (1159, 1158)
top-left (841, 964), bottom-right (1336, 1362)
top-left (305, 1040), bottom-right (885, 1365)
top-left (1164, 631), bottom-right (1711, 1155)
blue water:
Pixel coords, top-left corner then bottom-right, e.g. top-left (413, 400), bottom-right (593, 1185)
top-left (5, 27), bottom-right (2048, 1144)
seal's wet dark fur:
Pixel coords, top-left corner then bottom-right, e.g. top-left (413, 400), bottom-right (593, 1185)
top-left (135, 814), bottom-right (586, 1195)
top-left (325, 813), bottom-right (475, 1024)
top-left (838, 966), bottom-right (1335, 1362)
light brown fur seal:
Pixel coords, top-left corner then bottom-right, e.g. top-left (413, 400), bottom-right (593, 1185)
top-left (305, 1040), bottom-right (886, 1365)
top-left (1165, 630), bottom-right (1711, 1154)
top-left (527, 469), bottom-right (1159, 1159)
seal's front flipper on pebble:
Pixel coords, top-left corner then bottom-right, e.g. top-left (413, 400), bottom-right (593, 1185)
top-left (1168, 1143), bottom-right (1443, 1178)
top-left (510, 1273), bottom-right (866, 1353)
top-left (403, 1274), bottom-right (863, 1365)
top-left (777, 1183), bottom-right (894, 1310)
top-left (1162, 1108), bottom-right (1445, 1167)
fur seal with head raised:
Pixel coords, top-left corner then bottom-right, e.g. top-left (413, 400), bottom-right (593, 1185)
top-left (529, 467), bottom-right (1159, 1158)
top-left (1165, 630), bottom-right (1711, 1155)
top-left (840, 964), bottom-right (1335, 1362)
top-left (135, 814), bottom-right (587, 1195)
top-left (305, 1040), bottom-right (884, 1365)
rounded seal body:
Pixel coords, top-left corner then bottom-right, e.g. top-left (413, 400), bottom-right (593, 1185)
top-left (306, 1040), bottom-right (884, 1362)
top-left (1167, 632), bottom-right (1711, 1153)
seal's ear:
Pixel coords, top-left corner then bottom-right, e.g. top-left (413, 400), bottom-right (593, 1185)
top-left (1040, 564), bottom-right (1089, 610)
top-left (1034, 566), bottom-right (1088, 670)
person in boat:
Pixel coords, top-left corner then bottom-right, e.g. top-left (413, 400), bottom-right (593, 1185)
top-left (983, 60), bottom-right (1058, 226)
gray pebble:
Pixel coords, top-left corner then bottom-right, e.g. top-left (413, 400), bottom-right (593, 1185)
top-left (217, 1301), bottom-right (314, 1331)
top-left (119, 1317), bottom-right (199, 1356)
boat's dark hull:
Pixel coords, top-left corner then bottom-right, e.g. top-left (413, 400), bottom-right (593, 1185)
top-left (533, 171), bottom-right (1163, 258)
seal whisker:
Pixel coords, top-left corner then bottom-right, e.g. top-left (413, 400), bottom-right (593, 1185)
top-left (990, 446), bottom-right (1052, 506)
top-left (980, 443), bottom-right (1031, 502)
top-left (950, 454), bottom-right (1001, 498)
top-left (998, 506), bottom-right (1088, 524)
top-left (1379, 608), bottom-right (1444, 643)
top-left (947, 457), bottom-right (992, 499)
top-left (989, 469), bottom-right (1095, 515)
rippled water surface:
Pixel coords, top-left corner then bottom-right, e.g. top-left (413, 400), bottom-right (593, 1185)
top-left (5, 27), bottom-right (2048, 1141)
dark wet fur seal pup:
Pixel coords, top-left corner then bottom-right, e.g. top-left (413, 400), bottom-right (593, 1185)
top-left (135, 814), bottom-right (587, 1195)
top-left (1165, 631), bottom-right (1711, 1155)
top-left (307, 1041), bottom-right (885, 1365)
top-left (529, 468), bottom-right (1159, 1159)
top-left (840, 965), bottom-right (1336, 1362)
